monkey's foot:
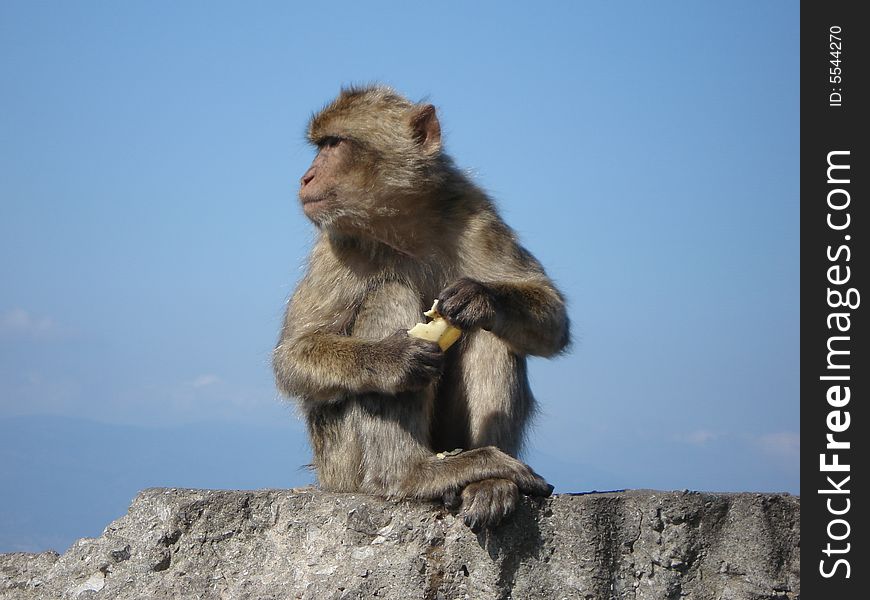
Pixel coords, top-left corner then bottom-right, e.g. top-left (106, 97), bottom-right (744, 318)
top-left (458, 478), bottom-right (519, 532)
top-left (518, 470), bottom-right (555, 498)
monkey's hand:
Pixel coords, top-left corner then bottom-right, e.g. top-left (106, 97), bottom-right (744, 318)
top-left (437, 278), bottom-right (499, 332)
top-left (378, 330), bottom-right (444, 393)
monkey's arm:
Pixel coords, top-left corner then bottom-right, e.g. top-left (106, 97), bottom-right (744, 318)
top-left (438, 215), bottom-right (569, 357)
top-left (273, 328), bottom-right (440, 402)
top-left (488, 278), bottom-right (569, 356)
top-left (438, 276), bottom-right (569, 358)
top-left (273, 273), bottom-right (442, 402)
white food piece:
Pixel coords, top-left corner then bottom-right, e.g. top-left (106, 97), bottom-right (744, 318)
top-left (408, 300), bottom-right (462, 351)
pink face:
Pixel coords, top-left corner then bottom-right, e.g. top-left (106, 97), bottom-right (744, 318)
top-left (298, 136), bottom-right (349, 223)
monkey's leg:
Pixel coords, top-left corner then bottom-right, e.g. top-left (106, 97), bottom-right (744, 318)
top-left (440, 332), bottom-right (552, 528)
top-left (401, 446), bottom-right (552, 500)
top-left (350, 393), bottom-right (549, 530)
top-left (349, 393), bottom-right (545, 499)
top-left (351, 395), bottom-right (549, 505)
top-left (435, 444), bottom-right (554, 529)
top-left (459, 331), bottom-right (535, 456)
top-left (409, 446), bottom-right (552, 530)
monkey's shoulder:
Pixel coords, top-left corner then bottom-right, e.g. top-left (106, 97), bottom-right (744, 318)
top-left (451, 210), bottom-right (543, 279)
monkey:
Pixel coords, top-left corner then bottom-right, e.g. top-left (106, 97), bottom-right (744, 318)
top-left (273, 86), bottom-right (570, 529)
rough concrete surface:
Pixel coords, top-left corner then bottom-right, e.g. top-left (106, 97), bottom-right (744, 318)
top-left (0, 488), bottom-right (799, 599)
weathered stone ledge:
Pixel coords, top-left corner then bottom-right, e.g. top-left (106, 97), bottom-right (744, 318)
top-left (0, 488), bottom-right (799, 599)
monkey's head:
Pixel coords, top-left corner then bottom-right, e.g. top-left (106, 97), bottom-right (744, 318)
top-left (299, 86), bottom-right (446, 239)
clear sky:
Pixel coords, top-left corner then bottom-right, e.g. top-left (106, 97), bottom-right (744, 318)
top-left (0, 1), bottom-right (799, 552)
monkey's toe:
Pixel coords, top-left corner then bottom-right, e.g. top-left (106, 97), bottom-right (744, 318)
top-left (441, 488), bottom-right (462, 510)
top-left (514, 466), bottom-right (554, 498)
top-left (459, 478), bottom-right (519, 530)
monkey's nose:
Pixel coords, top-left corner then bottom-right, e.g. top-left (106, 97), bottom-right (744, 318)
top-left (301, 168), bottom-right (315, 187)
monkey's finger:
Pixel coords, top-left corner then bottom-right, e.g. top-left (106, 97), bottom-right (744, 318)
top-left (461, 498), bottom-right (487, 531)
top-left (442, 488), bottom-right (462, 510)
top-left (459, 479), bottom-right (518, 530)
top-left (464, 513), bottom-right (482, 529)
top-left (407, 335), bottom-right (443, 355)
top-left (402, 347), bottom-right (444, 390)
top-left (515, 470), bottom-right (554, 498)
top-left (481, 481), bottom-right (517, 528)
top-left (436, 279), bottom-right (473, 312)
top-left (460, 498), bottom-right (503, 530)
top-left (414, 358), bottom-right (442, 381)
top-left (420, 350), bottom-right (444, 372)
top-left (437, 280), bottom-right (496, 331)
top-left (412, 342), bottom-right (445, 371)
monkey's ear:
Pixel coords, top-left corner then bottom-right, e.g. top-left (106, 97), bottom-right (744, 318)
top-left (411, 104), bottom-right (441, 155)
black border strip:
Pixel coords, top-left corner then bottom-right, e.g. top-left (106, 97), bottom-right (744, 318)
top-left (801, 2), bottom-right (868, 597)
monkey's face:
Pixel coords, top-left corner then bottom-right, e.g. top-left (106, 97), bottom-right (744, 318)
top-left (299, 87), bottom-right (444, 239)
top-left (299, 136), bottom-right (382, 229)
top-left (298, 132), bottom-right (422, 236)
top-left (299, 135), bottom-right (354, 226)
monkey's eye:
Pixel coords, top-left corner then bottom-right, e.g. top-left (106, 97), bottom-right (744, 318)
top-left (318, 136), bottom-right (343, 149)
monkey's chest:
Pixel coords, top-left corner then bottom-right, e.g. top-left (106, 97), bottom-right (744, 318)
top-left (350, 280), bottom-right (425, 340)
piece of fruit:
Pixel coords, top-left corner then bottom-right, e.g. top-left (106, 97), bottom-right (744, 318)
top-left (408, 300), bottom-right (462, 351)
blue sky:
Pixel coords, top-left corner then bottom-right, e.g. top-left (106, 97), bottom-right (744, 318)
top-left (0, 1), bottom-right (799, 552)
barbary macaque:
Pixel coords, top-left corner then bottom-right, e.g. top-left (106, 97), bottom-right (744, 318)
top-left (273, 86), bottom-right (569, 528)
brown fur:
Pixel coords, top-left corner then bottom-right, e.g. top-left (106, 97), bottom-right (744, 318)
top-left (274, 85), bottom-right (569, 527)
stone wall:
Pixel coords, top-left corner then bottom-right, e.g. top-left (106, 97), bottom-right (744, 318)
top-left (0, 488), bottom-right (800, 599)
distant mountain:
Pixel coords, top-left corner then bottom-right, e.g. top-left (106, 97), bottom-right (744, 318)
top-left (0, 415), bottom-right (313, 553)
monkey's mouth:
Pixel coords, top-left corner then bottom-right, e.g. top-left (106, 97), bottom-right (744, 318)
top-left (300, 189), bottom-right (334, 206)
top-left (300, 195), bottom-right (332, 221)
top-left (300, 194), bottom-right (329, 208)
